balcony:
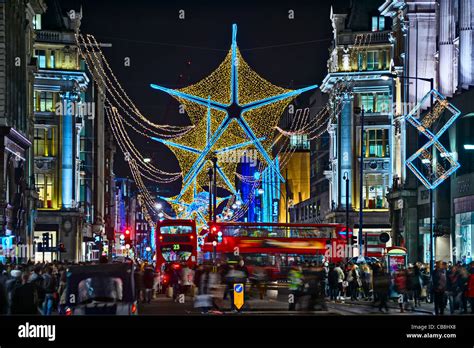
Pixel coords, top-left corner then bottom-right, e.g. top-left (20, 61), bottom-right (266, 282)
top-left (36, 30), bottom-right (76, 44)
top-left (337, 31), bottom-right (391, 46)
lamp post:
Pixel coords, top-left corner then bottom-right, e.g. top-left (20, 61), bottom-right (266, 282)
top-left (343, 172), bottom-right (350, 248)
top-left (381, 73), bottom-right (435, 275)
top-left (356, 106), bottom-right (365, 258)
top-left (211, 156), bottom-right (218, 223)
top-left (208, 167), bottom-right (213, 222)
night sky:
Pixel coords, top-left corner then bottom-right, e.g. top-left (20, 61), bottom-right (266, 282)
top-left (60, 0), bottom-right (349, 194)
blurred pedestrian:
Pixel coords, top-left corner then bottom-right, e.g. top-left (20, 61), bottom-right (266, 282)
top-left (328, 264), bottom-right (339, 302)
top-left (432, 261), bottom-right (447, 315)
top-left (11, 273), bottom-right (39, 315)
top-left (57, 271), bottom-right (67, 315)
top-left (467, 262), bottom-right (474, 314)
top-left (42, 266), bottom-right (56, 315)
top-left (288, 265), bottom-right (303, 310)
top-left (143, 265), bottom-right (155, 303)
top-left (373, 263), bottom-right (390, 313)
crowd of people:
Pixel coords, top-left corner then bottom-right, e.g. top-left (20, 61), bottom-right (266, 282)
top-left (1, 257), bottom-right (473, 316)
top-left (0, 260), bottom-right (80, 315)
top-left (288, 260), bottom-right (474, 314)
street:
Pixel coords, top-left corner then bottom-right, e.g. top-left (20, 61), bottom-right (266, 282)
top-left (138, 291), bottom-right (434, 316)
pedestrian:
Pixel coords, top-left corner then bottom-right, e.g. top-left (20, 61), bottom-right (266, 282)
top-left (288, 265), bottom-right (303, 310)
top-left (348, 264), bottom-right (361, 301)
top-left (134, 265), bottom-right (145, 303)
top-left (143, 265), bottom-right (155, 303)
top-left (394, 266), bottom-right (407, 312)
top-left (6, 269), bottom-right (22, 314)
top-left (373, 263), bottom-right (390, 313)
top-left (11, 272), bottom-right (39, 315)
top-left (29, 265), bottom-right (45, 313)
top-left (328, 264), bottom-right (339, 302)
top-left (180, 263), bottom-right (195, 299)
top-left (467, 261), bottom-right (474, 314)
top-left (432, 261), bottom-right (448, 315)
top-left (57, 271), bottom-right (67, 315)
top-left (334, 263), bottom-right (345, 302)
top-left (169, 266), bottom-right (180, 302)
top-left (446, 264), bottom-right (459, 314)
top-left (361, 264), bottom-right (372, 300)
top-left (42, 266), bottom-right (56, 315)
top-left (406, 264), bottom-right (420, 311)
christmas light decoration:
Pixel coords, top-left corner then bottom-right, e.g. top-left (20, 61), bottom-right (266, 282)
top-left (405, 89), bottom-right (461, 190)
top-left (150, 24), bottom-right (319, 205)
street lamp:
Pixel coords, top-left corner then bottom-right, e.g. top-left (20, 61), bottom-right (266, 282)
top-left (343, 172), bottom-right (350, 248)
top-left (143, 158), bottom-right (151, 163)
top-left (381, 72), bottom-right (435, 276)
top-left (354, 105), bottom-right (365, 258)
top-left (155, 203), bottom-right (162, 210)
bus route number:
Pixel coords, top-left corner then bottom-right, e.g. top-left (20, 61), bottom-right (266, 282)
top-left (173, 244), bottom-right (180, 251)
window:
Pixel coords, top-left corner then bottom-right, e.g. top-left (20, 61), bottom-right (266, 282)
top-left (34, 127), bottom-right (56, 157)
top-left (160, 225), bottom-right (193, 234)
top-left (367, 51), bottom-right (379, 70)
top-left (290, 134), bottom-right (309, 150)
top-left (33, 14), bottom-right (42, 30)
top-left (35, 50), bottom-right (46, 68)
top-left (360, 94), bottom-right (375, 113)
top-left (34, 128), bottom-right (45, 157)
top-left (364, 129), bottom-right (389, 158)
top-left (362, 174), bottom-right (388, 209)
top-left (35, 173), bottom-right (54, 208)
top-left (372, 16), bottom-right (385, 32)
top-left (36, 91), bottom-right (56, 112)
top-left (359, 93), bottom-right (390, 114)
top-left (49, 51), bottom-right (55, 69)
top-left (358, 53), bottom-right (364, 71)
top-left (455, 212), bottom-right (473, 264)
top-left (376, 92), bottom-right (390, 113)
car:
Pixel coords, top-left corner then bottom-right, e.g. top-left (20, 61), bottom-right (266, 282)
top-left (64, 262), bottom-right (137, 315)
top-left (348, 256), bottom-right (380, 265)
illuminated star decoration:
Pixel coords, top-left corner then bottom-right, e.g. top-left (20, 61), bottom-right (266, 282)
top-left (150, 23), bottom-right (318, 207)
top-left (405, 89), bottom-right (461, 190)
top-left (158, 180), bottom-right (231, 227)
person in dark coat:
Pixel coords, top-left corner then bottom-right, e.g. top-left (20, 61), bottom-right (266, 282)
top-left (432, 261), bottom-right (447, 315)
top-left (373, 264), bottom-right (390, 313)
top-left (143, 266), bottom-right (155, 303)
top-left (328, 264), bottom-right (339, 302)
top-left (11, 273), bottom-right (39, 315)
top-left (467, 262), bottom-right (474, 314)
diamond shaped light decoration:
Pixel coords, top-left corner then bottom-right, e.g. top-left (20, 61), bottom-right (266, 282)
top-left (405, 89), bottom-right (461, 190)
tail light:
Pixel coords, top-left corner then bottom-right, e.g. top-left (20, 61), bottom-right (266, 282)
top-left (65, 307), bottom-right (72, 316)
top-left (131, 303), bottom-right (137, 314)
top-left (190, 235), bottom-right (194, 239)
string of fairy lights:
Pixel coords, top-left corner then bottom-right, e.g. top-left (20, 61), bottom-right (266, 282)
top-left (76, 28), bottom-right (375, 226)
top-left (77, 33), bottom-right (193, 138)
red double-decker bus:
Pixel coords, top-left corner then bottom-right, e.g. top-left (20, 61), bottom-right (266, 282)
top-left (155, 219), bottom-right (197, 272)
top-left (200, 222), bottom-right (350, 280)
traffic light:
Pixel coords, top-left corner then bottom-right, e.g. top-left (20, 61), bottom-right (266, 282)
top-left (58, 243), bottom-right (66, 253)
top-left (351, 235), bottom-right (358, 245)
top-left (124, 228), bottom-right (131, 246)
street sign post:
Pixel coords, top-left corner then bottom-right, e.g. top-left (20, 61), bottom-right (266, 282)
top-left (233, 283), bottom-right (244, 310)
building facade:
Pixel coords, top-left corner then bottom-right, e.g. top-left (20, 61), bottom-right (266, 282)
top-left (0, 0), bottom-right (45, 261)
top-left (320, 1), bottom-right (394, 257)
top-left (32, 0), bottom-right (109, 262)
top-left (381, 0), bottom-right (474, 263)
